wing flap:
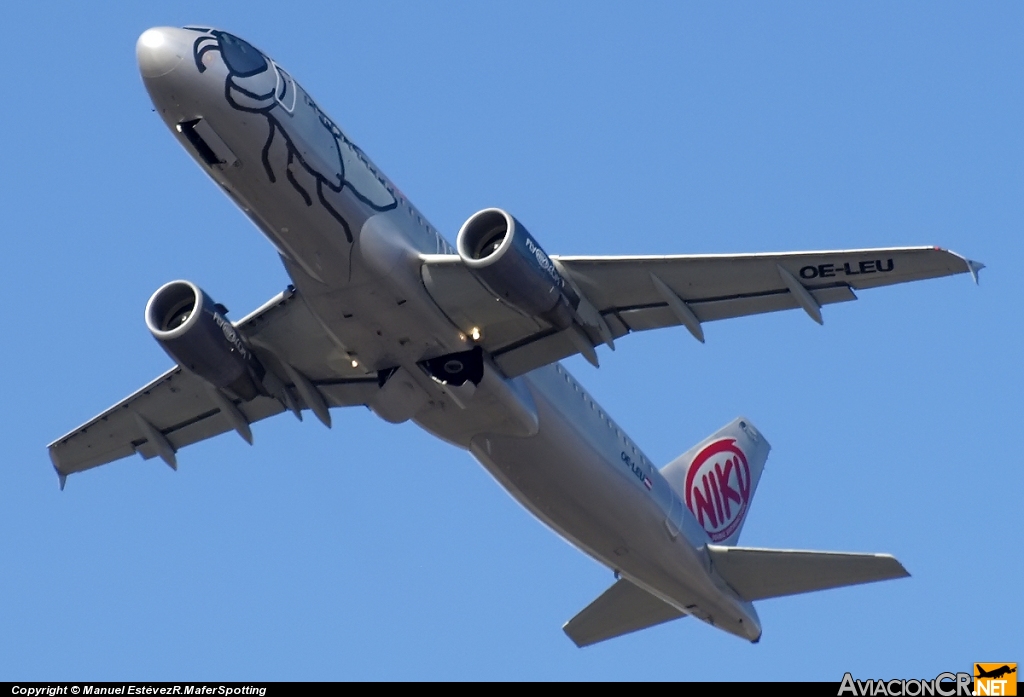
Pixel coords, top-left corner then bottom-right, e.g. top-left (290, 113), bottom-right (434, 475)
top-left (618, 284), bottom-right (858, 331)
top-left (563, 578), bottom-right (685, 648)
top-left (706, 545), bottom-right (910, 602)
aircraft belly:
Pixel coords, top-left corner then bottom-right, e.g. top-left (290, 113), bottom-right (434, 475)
top-left (211, 138), bottom-right (375, 288)
top-left (457, 369), bottom-right (717, 620)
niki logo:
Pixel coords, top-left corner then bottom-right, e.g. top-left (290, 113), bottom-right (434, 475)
top-left (684, 438), bottom-right (751, 542)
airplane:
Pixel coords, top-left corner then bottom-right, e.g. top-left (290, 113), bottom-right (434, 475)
top-left (976, 666), bottom-right (1017, 680)
top-left (47, 26), bottom-right (983, 647)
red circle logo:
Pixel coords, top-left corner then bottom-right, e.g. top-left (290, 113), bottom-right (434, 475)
top-left (683, 438), bottom-right (751, 542)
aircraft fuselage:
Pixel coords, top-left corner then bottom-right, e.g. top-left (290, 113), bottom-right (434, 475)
top-left (137, 26), bottom-right (761, 641)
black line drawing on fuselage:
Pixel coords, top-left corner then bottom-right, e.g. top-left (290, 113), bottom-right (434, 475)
top-left (190, 29), bottom-right (397, 243)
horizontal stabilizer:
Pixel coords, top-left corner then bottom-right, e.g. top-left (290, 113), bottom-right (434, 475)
top-left (563, 578), bottom-right (684, 648)
top-left (707, 545), bottom-right (909, 602)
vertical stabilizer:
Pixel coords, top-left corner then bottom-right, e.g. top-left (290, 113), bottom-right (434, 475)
top-left (661, 417), bottom-right (770, 546)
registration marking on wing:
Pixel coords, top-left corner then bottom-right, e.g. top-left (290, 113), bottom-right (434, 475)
top-left (798, 259), bottom-right (895, 280)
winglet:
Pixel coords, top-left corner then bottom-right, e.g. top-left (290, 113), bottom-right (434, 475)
top-left (945, 248), bottom-right (984, 285)
top-left (48, 446), bottom-right (67, 490)
top-left (967, 259), bottom-right (985, 285)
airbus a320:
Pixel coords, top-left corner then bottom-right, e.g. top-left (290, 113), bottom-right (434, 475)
top-left (48, 27), bottom-right (982, 647)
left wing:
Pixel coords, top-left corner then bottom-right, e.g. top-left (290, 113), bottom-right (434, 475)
top-left (48, 287), bottom-right (378, 483)
top-left (421, 246), bottom-right (981, 377)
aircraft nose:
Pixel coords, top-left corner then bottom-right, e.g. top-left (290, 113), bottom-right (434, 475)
top-left (136, 27), bottom-right (189, 79)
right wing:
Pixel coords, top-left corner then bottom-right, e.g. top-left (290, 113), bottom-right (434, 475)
top-left (48, 287), bottom-right (378, 482)
top-left (422, 246), bottom-right (981, 377)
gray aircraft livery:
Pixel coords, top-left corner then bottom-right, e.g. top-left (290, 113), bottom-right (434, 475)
top-left (49, 27), bottom-right (983, 647)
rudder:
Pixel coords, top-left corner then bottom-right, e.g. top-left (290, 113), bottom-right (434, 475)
top-left (661, 417), bottom-right (770, 546)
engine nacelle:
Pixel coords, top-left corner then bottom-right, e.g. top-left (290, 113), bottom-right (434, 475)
top-left (456, 208), bottom-right (579, 329)
top-left (145, 280), bottom-right (265, 401)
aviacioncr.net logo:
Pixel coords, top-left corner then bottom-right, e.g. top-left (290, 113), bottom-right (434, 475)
top-left (684, 438), bottom-right (751, 542)
top-left (839, 672), bottom-right (974, 696)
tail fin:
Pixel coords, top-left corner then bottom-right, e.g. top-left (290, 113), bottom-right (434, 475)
top-left (661, 417), bottom-right (770, 546)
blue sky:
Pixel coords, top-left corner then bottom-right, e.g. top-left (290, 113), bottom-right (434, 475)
top-left (2, 1), bottom-right (1020, 681)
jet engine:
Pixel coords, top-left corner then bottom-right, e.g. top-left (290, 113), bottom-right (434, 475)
top-left (145, 280), bottom-right (265, 401)
top-left (456, 208), bottom-right (580, 329)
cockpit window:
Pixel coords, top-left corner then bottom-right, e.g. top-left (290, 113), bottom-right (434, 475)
top-left (215, 31), bottom-right (268, 77)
